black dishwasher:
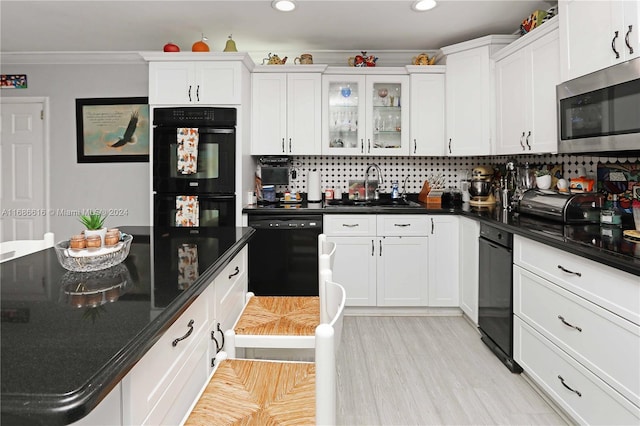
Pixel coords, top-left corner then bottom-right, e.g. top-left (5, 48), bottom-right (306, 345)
top-left (478, 223), bottom-right (522, 373)
top-left (247, 215), bottom-right (322, 296)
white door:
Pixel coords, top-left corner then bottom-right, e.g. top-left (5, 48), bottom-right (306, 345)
top-left (0, 98), bottom-right (49, 241)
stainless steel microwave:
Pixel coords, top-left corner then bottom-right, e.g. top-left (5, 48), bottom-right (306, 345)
top-left (557, 57), bottom-right (640, 154)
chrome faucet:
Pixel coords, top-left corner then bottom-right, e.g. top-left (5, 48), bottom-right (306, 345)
top-left (364, 163), bottom-right (384, 200)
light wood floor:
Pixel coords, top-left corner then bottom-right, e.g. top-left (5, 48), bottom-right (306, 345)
top-left (336, 316), bottom-right (569, 426)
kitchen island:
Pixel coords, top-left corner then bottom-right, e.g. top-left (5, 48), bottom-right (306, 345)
top-left (0, 226), bottom-right (254, 425)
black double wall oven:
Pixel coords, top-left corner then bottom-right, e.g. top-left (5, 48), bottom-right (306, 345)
top-left (153, 107), bottom-right (236, 228)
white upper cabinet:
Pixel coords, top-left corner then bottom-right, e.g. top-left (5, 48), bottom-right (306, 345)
top-left (147, 60), bottom-right (245, 105)
top-left (494, 17), bottom-right (560, 155)
top-left (407, 66), bottom-right (446, 156)
top-left (560, 0), bottom-right (640, 81)
top-left (251, 67), bottom-right (324, 155)
top-left (441, 35), bottom-right (518, 156)
top-left (322, 70), bottom-right (409, 156)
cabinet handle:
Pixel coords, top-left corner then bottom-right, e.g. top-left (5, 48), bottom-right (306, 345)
top-left (394, 223), bottom-right (410, 227)
top-left (413, 139), bottom-right (417, 154)
top-left (210, 322), bottom-right (225, 367)
top-left (196, 85), bottom-right (200, 102)
top-left (612, 30), bottom-right (620, 59)
top-left (172, 319), bottom-right (194, 347)
top-left (448, 138), bottom-right (452, 154)
top-left (379, 239), bottom-right (382, 256)
top-left (431, 218), bottom-right (435, 234)
top-left (361, 139), bottom-right (364, 153)
top-left (289, 138), bottom-right (292, 153)
top-left (188, 85), bottom-right (192, 102)
top-left (557, 375), bottom-right (582, 397)
top-left (228, 266), bottom-right (240, 279)
top-left (557, 315), bottom-right (582, 332)
top-left (557, 264), bottom-right (582, 277)
top-left (525, 131), bottom-right (531, 150)
top-left (371, 239), bottom-right (375, 256)
top-left (519, 132), bottom-right (525, 150)
top-left (625, 25), bottom-right (634, 54)
top-left (342, 223), bottom-right (359, 227)
top-left (367, 139), bottom-right (371, 153)
top-left (282, 138), bottom-right (285, 153)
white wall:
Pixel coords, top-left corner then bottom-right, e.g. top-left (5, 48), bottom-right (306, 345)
top-left (1, 62), bottom-right (150, 239)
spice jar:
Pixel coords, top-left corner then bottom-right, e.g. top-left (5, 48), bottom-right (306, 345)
top-left (85, 235), bottom-right (102, 249)
top-left (69, 234), bottom-right (87, 250)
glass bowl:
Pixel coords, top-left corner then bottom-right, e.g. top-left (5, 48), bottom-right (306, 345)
top-left (54, 233), bottom-right (133, 272)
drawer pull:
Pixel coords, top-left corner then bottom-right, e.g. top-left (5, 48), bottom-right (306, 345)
top-left (394, 223), bottom-right (410, 227)
top-left (557, 265), bottom-right (581, 277)
top-left (342, 223), bottom-right (359, 228)
top-left (172, 319), bottom-right (194, 347)
top-left (228, 266), bottom-right (240, 279)
top-left (210, 323), bottom-right (225, 367)
top-left (557, 315), bottom-right (582, 332)
top-left (211, 322), bottom-right (225, 353)
top-left (557, 375), bottom-right (582, 397)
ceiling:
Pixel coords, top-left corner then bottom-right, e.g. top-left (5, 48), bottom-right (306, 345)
top-left (1, 0), bottom-right (555, 57)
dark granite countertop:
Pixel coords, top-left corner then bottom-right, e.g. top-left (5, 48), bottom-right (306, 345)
top-left (0, 226), bottom-right (254, 426)
top-left (243, 200), bottom-right (640, 276)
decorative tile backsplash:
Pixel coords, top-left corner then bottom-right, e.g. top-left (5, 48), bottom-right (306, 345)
top-left (277, 154), bottom-right (640, 194)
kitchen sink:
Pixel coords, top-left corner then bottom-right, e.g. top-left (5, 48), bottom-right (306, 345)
top-left (324, 198), bottom-right (422, 208)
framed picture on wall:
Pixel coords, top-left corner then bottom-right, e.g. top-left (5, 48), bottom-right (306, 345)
top-left (76, 97), bottom-right (149, 163)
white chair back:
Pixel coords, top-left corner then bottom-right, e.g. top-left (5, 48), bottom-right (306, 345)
top-left (325, 280), bottom-right (346, 351)
top-left (0, 232), bottom-right (55, 263)
top-left (318, 234), bottom-right (336, 270)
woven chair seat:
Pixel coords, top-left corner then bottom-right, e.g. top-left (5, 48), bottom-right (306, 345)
top-left (234, 296), bottom-right (320, 336)
top-left (185, 358), bottom-right (316, 426)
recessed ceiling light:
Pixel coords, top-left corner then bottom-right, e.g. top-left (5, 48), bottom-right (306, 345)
top-left (412, 0), bottom-right (437, 11)
top-left (272, 0), bottom-right (296, 12)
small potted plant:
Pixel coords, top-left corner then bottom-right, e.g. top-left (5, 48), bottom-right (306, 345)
top-left (78, 212), bottom-right (108, 245)
top-left (535, 169), bottom-right (552, 190)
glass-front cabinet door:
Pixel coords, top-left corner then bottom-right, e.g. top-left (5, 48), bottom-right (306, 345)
top-left (322, 73), bottom-right (409, 155)
top-left (323, 75), bottom-right (366, 155)
top-left (366, 75), bottom-right (409, 155)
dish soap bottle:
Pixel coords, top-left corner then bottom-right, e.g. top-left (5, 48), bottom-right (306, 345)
top-left (391, 180), bottom-right (400, 199)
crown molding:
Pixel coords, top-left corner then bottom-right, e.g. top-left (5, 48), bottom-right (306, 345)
top-left (1, 49), bottom-right (442, 68)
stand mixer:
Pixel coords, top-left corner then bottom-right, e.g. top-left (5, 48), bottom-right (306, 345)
top-left (469, 165), bottom-right (496, 207)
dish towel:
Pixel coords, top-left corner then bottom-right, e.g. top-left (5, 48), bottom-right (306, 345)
top-left (177, 128), bottom-right (198, 175)
top-left (175, 195), bottom-right (199, 227)
top-left (177, 243), bottom-right (199, 290)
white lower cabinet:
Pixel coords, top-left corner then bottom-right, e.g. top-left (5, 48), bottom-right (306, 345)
top-left (427, 215), bottom-right (459, 307)
top-left (122, 287), bottom-right (210, 425)
top-left (324, 214), bottom-right (460, 308)
top-left (514, 317), bottom-right (640, 425)
top-left (208, 247), bottom-right (248, 373)
top-left (324, 214), bottom-right (429, 307)
top-left (120, 247), bottom-right (247, 425)
top-left (514, 236), bottom-right (640, 424)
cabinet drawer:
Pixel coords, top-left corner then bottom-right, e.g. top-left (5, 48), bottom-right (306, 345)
top-left (123, 291), bottom-right (209, 425)
top-left (323, 215), bottom-right (376, 236)
top-left (514, 317), bottom-right (640, 425)
top-left (377, 215), bottom-right (429, 236)
top-left (515, 266), bottom-right (640, 406)
top-left (214, 247), bottom-right (248, 333)
top-left (514, 236), bottom-right (640, 325)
